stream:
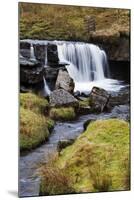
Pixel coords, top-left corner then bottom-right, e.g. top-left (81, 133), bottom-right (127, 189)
top-left (19, 86), bottom-right (130, 197)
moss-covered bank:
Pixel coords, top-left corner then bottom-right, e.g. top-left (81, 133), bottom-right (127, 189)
top-left (40, 119), bottom-right (130, 195)
top-left (20, 92), bottom-right (79, 151)
top-left (20, 93), bottom-right (54, 151)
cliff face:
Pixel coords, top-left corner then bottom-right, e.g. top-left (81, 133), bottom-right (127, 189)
top-left (90, 33), bottom-right (130, 61)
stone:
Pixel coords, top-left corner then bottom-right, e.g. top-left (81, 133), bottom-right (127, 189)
top-left (90, 86), bottom-right (110, 112)
top-left (57, 139), bottom-right (74, 152)
top-left (34, 44), bottom-right (46, 63)
top-left (83, 119), bottom-right (93, 131)
top-left (47, 44), bottom-right (59, 66)
top-left (20, 56), bottom-right (45, 84)
top-left (20, 41), bottom-right (31, 59)
top-left (78, 106), bottom-right (91, 115)
top-left (49, 89), bottom-right (79, 107)
top-left (55, 69), bottom-right (74, 93)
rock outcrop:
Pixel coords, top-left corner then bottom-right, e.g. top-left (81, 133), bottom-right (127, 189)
top-left (90, 32), bottom-right (130, 61)
top-left (47, 44), bottom-right (59, 66)
top-left (90, 86), bottom-right (110, 112)
top-left (55, 69), bottom-right (74, 93)
top-left (20, 56), bottom-right (45, 84)
top-left (50, 89), bottom-right (79, 107)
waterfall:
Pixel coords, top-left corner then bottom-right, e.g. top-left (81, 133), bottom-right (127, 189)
top-left (44, 45), bottom-right (48, 68)
top-left (57, 42), bottom-right (122, 93)
top-left (30, 43), bottom-right (36, 61)
top-left (43, 76), bottom-right (51, 96)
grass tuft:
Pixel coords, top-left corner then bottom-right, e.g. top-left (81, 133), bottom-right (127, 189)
top-left (49, 107), bottom-right (76, 121)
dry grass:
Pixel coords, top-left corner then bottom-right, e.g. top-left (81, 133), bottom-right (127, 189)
top-left (19, 3), bottom-right (130, 41)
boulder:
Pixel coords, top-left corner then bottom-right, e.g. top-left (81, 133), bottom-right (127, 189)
top-left (55, 69), bottom-right (74, 93)
top-left (90, 86), bottom-right (110, 112)
top-left (49, 89), bottom-right (79, 107)
top-left (107, 86), bottom-right (130, 110)
top-left (20, 56), bottom-right (45, 84)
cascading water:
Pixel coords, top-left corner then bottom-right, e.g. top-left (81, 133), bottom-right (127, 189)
top-left (30, 42), bottom-right (51, 96)
top-left (43, 76), bottom-right (51, 96)
top-left (57, 41), bottom-right (123, 93)
top-left (30, 43), bottom-right (36, 61)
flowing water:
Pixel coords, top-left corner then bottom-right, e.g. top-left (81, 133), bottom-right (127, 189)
top-left (57, 41), bottom-right (124, 93)
top-left (30, 43), bottom-right (36, 61)
top-left (19, 39), bottom-right (129, 197)
top-left (19, 86), bottom-right (129, 197)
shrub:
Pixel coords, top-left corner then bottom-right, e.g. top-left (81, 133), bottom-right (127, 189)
top-left (49, 107), bottom-right (76, 121)
top-left (20, 107), bottom-right (49, 151)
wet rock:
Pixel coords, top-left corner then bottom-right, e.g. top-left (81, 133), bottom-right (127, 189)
top-left (57, 139), bottom-right (74, 152)
top-left (47, 44), bottom-right (59, 66)
top-left (83, 119), bottom-right (93, 131)
top-left (90, 33), bottom-right (130, 61)
top-left (78, 106), bottom-right (91, 115)
top-left (107, 86), bottom-right (130, 110)
top-left (55, 69), bottom-right (74, 93)
top-left (110, 105), bottom-right (130, 121)
top-left (74, 91), bottom-right (81, 97)
top-left (20, 41), bottom-right (31, 59)
top-left (34, 44), bottom-right (46, 63)
top-left (20, 86), bottom-right (31, 93)
top-left (90, 86), bottom-right (110, 112)
top-left (50, 89), bottom-right (79, 107)
top-left (20, 56), bottom-right (45, 84)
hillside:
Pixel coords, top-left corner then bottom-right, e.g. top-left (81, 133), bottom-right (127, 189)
top-left (19, 3), bottom-right (130, 41)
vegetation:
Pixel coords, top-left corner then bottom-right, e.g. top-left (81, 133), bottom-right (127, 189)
top-left (20, 107), bottom-right (49, 151)
top-left (79, 97), bottom-right (90, 108)
top-left (20, 93), bottom-right (54, 151)
top-left (20, 93), bottom-right (49, 114)
top-left (40, 119), bottom-right (130, 194)
top-left (40, 166), bottom-right (74, 195)
top-left (49, 107), bottom-right (76, 121)
top-left (19, 3), bottom-right (130, 41)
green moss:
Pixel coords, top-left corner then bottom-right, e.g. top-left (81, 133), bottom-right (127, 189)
top-left (20, 107), bottom-right (49, 151)
top-left (79, 98), bottom-right (90, 108)
top-left (20, 92), bottom-right (54, 151)
top-left (20, 92), bottom-right (49, 114)
top-left (41, 119), bottom-right (130, 193)
top-left (49, 107), bottom-right (76, 121)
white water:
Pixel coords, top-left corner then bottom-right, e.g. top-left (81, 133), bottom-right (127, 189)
top-left (43, 76), bottom-right (51, 96)
top-left (30, 42), bottom-right (51, 96)
top-left (57, 42), bottom-right (123, 93)
top-left (30, 44), bottom-right (36, 61)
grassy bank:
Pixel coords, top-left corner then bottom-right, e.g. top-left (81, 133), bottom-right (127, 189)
top-left (40, 119), bottom-right (130, 195)
top-left (20, 92), bottom-right (79, 151)
top-left (20, 93), bottom-right (54, 151)
top-left (19, 3), bottom-right (130, 41)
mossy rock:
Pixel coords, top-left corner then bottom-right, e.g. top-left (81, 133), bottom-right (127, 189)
top-left (49, 107), bottom-right (76, 121)
top-left (20, 107), bottom-right (50, 151)
top-left (41, 119), bottom-right (130, 194)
